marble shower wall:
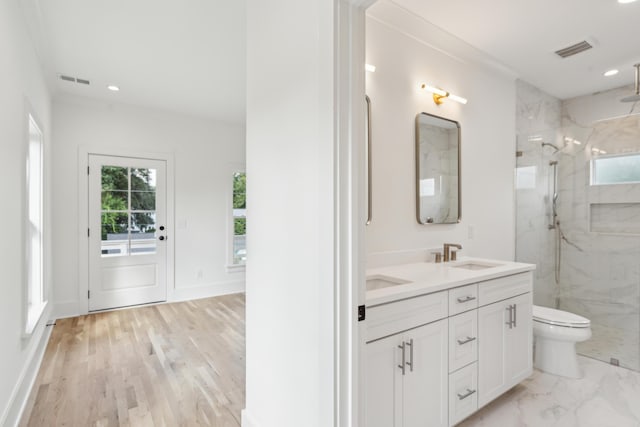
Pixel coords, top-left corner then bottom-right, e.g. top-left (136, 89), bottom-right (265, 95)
top-left (559, 86), bottom-right (640, 371)
top-left (516, 79), bottom-right (640, 371)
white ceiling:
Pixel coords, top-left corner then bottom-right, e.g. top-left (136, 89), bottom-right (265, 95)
top-left (25, 0), bottom-right (245, 123)
top-left (23, 0), bottom-right (640, 122)
top-left (390, 0), bottom-right (640, 100)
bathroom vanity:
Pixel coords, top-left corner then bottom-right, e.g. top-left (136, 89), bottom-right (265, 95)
top-left (365, 258), bottom-right (535, 427)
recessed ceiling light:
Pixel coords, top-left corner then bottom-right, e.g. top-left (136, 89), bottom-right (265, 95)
top-left (604, 69), bottom-right (619, 77)
top-left (618, 0), bottom-right (638, 3)
top-left (107, 85), bottom-right (120, 92)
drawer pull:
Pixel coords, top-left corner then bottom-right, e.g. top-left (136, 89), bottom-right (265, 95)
top-left (457, 336), bottom-right (476, 345)
top-left (456, 295), bottom-right (476, 303)
top-left (457, 388), bottom-right (476, 400)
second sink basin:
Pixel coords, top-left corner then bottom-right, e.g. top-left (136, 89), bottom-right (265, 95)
top-left (450, 261), bottom-right (503, 271)
top-left (366, 275), bottom-right (411, 291)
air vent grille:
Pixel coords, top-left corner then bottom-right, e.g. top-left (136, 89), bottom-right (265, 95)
top-left (59, 74), bottom-right (91, 85)
top-left (555, 41), bottom-right (593, 58)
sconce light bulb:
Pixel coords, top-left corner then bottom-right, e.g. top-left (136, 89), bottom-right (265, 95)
top-left (421, 84), bottom-right (448, 97)
top-left (448, 94), bottom-right (468, 105)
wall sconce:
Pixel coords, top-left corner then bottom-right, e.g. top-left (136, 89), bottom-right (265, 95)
top-left (421, 84), bottom-right (468, 105)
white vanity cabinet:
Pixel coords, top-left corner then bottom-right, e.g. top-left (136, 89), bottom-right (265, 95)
top-left (365, 292), bottom-right (449, 427)
top-left (365, 262), bottom-right (534, 427)
top-left (477, 274), bottom-right (533, 407)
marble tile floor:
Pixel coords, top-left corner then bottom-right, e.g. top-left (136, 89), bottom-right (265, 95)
top-left (458, 356), bottom-right (640, 427)
top-left (577, 322), bottom-right (639, 372)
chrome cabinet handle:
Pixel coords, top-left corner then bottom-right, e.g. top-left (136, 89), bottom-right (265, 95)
top-left (513, 303), bottom-right (517, 327)
top-left (457, 388), bottom-right (476, 400)
top-left (457, 295), bottom-right (476, 303)
top-left (505, 305), bottom-right (513, 329)
top-left (406, 339), bottom-right (414, 372)
top-left (365, 95), bottom-right (372, 226)
top-left (398, 342), bottom-right (406, 375)
top-left (457, 336), bottom-right (477, 345)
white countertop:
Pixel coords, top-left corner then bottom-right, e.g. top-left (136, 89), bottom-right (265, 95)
top-left (366, 257), bottom-right (536, 307)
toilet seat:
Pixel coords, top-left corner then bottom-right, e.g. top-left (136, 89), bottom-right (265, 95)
top-left (533, 305), bottom-right (590, 328)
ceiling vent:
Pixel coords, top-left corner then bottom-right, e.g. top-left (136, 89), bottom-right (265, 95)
top-left (554, 40), bottom-right (593, 58)
top-left (59, 74), bottom-right (91, 85)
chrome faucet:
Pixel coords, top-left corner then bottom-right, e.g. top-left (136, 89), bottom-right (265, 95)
top-left (443, 243), bottom-right (462, 262)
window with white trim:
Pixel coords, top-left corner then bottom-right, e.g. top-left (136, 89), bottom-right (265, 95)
top-left (232, 172), bottom-right (246, 265)
top-left (25, 114), bottom-right (46, 334)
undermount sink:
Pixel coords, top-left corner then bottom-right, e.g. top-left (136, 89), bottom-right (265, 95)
top-left (366, 275), bottom-right (411, 291)
top-left (450, 261), bottom-right (503, 271)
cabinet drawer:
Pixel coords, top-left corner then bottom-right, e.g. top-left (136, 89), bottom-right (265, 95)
top-left (367, 291), bottom-right (448, 342)
top-left (449, 362), bottom-right (478, 426)
top-left (449, 310), bottom-right (478, 373)
top-left (478, 272), bottom-right (532, 307)
top-left (449, 284), bottom-right (478, 315)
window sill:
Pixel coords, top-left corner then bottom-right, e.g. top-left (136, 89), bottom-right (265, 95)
top-left (24, 300), bottom-right (48, 337)
top-left (226, 264), bottom-right (246, 274)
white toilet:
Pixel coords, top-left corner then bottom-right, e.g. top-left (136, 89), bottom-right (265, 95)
top-left (532, 305), bottom-right (591, 378)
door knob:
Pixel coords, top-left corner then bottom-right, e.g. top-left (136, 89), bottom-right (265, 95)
top-left (159, 236), bottom-right (165, 241)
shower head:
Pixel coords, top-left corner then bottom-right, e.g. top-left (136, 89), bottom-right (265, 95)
top-left (621, 63), bottom-right (640, 103)
top-left (542, 142), bottom-right (561, 152)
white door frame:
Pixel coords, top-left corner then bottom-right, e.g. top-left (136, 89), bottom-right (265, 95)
top-left (335, 1), bottom-right (376, 425)
top-left (78, 146), bottom-right (175, 315)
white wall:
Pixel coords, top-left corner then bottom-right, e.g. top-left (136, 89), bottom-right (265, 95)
top-left (0, 0), bottom-right (53, 424)
top-left (51, 96), bottom-right (246, 317)
top-left (243, 0), bottom-right (336, 425)
top-left (365, 2), bottom-right (517, 263)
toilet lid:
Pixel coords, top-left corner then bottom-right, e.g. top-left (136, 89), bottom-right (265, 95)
top-left (533, 305), bottom-right (590, 328)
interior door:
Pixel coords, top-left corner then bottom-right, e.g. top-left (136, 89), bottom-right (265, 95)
top-left (88, 154), bottom-right (167, 311)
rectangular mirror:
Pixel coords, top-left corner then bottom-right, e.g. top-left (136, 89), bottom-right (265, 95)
top-left (415, 112), bottom-right (461, 224)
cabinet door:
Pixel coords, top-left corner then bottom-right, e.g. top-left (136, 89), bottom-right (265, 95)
top-left (366, 334), bottom-right (403, 427)
top-left (506, 292), bottom-right (532, 384)
top-left (403, 319), bottom-right (448, 427)
top-left (477, 299), bottom-right (509, 407)
top-left (478, 293), bottom-right (533, 408)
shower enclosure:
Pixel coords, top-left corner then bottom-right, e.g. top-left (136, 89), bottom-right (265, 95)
top-left (515, 80), bottom-right (640, 372)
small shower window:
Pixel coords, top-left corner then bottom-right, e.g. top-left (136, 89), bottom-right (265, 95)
top-left (591, 153), bottom-right (640, 185)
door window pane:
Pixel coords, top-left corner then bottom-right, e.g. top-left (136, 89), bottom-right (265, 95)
top-left (131, 212), bottom-right (157, 255)
top-left (100, 166), bottom-right (157, 257)
top-left (101, 190), bottom-right (128, 209)
top-left (101, 212), bottom-right (129, 256)
top-left (102, 166), bottom-right (129, 190)
top-left (131, 168), bottom-right (156, 210)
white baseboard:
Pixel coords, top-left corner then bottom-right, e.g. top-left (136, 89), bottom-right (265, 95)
top-left (170, 280), bottom-right (245, 302)
top-left (241, 409), bottom-right (260, 427)
top-left (52, 300), bottom-right (80, 320)
top-left (1, 317), bottom-right (54, 427)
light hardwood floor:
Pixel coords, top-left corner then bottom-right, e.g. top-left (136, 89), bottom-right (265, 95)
top-left (20, 293), bottom-right (245, 427)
